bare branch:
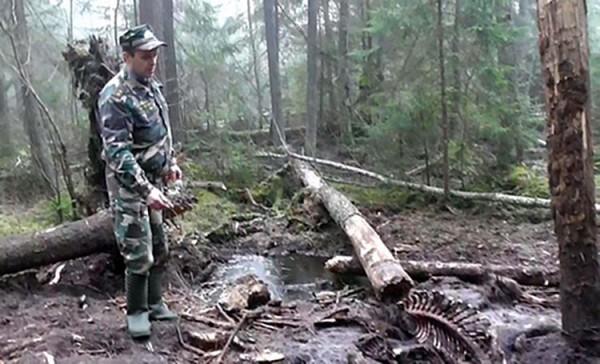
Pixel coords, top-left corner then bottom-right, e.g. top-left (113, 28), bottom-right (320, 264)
top-left (0, 19), bottom-right (77, 207)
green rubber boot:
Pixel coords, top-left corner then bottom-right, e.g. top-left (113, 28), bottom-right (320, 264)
top-left (148, 265), bottom-right (178, 321)
top-left (125, 271), bottom-right (152, 338)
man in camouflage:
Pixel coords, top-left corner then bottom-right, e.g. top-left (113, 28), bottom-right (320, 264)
top-left (98, 24), bottom-right (181, 338)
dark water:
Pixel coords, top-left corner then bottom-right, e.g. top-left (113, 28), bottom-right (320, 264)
top-left (208, 253), bottom-right (368, 302)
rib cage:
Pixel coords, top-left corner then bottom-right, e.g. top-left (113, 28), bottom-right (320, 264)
top-left (399, 290), bottom-right (493, 364)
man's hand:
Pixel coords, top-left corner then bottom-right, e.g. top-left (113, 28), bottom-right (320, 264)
top-left (147, 186), bottom-right (174, 210)
top-left (165, 163), bottom-right (183, 183)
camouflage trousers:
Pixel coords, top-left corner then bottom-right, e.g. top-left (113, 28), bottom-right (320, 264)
top-left (106, 168), bottom-right (169, 275)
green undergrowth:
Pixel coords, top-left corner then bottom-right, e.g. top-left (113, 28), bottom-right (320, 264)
top-left (181, 136), bottom-right (266, 190)
top-left (0, 198), bottom-right (63, 236)
top-left (332, 183), bottom-right (429, 210)
top-left (179, 188), bottom-right (242, 233)
top-left (507, 165), bottom-right (549, 198)
top-left (0, 212), bottom-right (49, 236)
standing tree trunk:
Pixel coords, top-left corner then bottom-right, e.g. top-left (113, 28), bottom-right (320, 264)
top-left (264, 0), bottom-right (285, 146)
top-left (162, 0), bottom-right (182, 143)
top-left (139, 0), bottom-right (181, 143)
top-left (323, 0), bottom-right (336, 133)
top-left (0, 74), bottom-right (11, 157)
top-left (437, 0), bottom-right (450, 201)
top-left (452, 0), bottom-right (466, 188)
top-left (139, 0), bottom-right (165, 82)
top-left (14, 0), bottom-right (57, 197)
top-left (337, 0), bottom-right (352, 145)
top-left (537, 0), bottom-right (600, 355)
top-left (247, 0), bottom-right (263, 130)
top-left (304, 0), bottom-right (318, 156)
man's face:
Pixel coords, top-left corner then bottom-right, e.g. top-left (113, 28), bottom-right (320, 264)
top-left (124, 48), bottom-right (159, 79)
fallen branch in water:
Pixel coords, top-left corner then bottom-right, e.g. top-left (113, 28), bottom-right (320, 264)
top-left (325, 255), bottom-right (559, 287)
top-left (256, 151), bottom-right (600, 212)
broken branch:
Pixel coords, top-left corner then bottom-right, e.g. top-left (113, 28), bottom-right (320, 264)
top-left (216, 312), bottom-right (248, 364)
top-left (325, 255), bottom-right (559, 287)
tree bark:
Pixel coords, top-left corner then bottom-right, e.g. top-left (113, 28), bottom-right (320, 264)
top-left (139, 0), bottom-right (165, 82)
top-left (323, 0), bottom-right (336, 132)
top-left (537, 0), bottom-right (600, 354)
top-left (162, 0), bottom-right (183, 143)
top-left (247, 0), bottom-right (263, 129)
top-left (437, 0), bottom-right (450, 201)
top-left (304, 0), bottom-right (318, 156)
top-left (337, 0), bottom-right (352, 145)
top-left (263, 0), bottom-right (285, 146)
top-left (0, 73), bottom-right (11, 156)
top-left (325, 255), bottom-right (559, 287)
top-left (0, 211), bottom-right (116, 276)
top-left (291, 160), bottom-right (414, 302)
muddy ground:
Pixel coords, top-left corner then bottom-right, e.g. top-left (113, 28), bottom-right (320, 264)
top-left (0, 192), bottom-right (588, 363)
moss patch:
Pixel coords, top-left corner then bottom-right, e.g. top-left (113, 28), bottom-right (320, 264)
top-left (0, 202), bottom-right (55, 237)
top-left (179, 188), bottom-right (242, 233)
top-left (332, 183), bottom-right (427, 210)
top-left (508, 165), bottom-right (549, 198)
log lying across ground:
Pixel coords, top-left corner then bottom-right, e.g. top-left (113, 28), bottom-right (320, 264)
top-left (258, 151), bottom-right (600, 212)
top-left (0, 185), bottom-right (199, 276)
top-left (291, 159), bottom-right (414, 302)
top-left (0, 210), bottom-right (116, 276)
top-left (325, 255), bottom-right (559, 287)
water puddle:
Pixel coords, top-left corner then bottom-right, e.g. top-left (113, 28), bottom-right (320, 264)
top-left (205, 254), bottom-right (369, 303)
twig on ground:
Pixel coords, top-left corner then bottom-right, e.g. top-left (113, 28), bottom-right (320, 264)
top-left (216, 303), bottom-right (237, 325)
top-left (315, 307), bottom-right (351, 323)
top-left (76, 349), bottom-right (108, 356)
top-left (244, 187), bottom-right (270, 211)
top-left (176, 322), bottom-right (207, 358)
top-left (215, 312), bottom-right (248, 364)
top-left (256, 318), bottom-right (301, 327)
top-left (252, 321), bottom-right (279, 332)
top-left (180, 312), bottom-right (236, 329)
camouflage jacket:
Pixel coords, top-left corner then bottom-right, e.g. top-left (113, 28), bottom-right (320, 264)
top-left (98, 68), bottom-right (174, 198)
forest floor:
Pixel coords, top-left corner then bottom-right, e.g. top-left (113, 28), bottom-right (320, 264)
top-left (0, 173), bottom-right (593, 363)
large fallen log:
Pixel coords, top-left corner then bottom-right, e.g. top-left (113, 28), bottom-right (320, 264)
top-left (257, 151), bottom-right (600, 212)
top-left (0, 210), bottom-right (116, 276)
top-left (291, 160), bottom-right (414, 302)
top-left (325, 255), bottom-right (559, 287)
top-left (0, 185), bottom-right (198, 276)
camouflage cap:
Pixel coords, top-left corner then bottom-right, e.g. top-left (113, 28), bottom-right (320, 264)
top-left (119, 24), bottom-right (167, 52)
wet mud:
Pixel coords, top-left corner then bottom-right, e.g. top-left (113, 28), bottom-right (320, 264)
top-left (0, 205), bottom-right (582, 363)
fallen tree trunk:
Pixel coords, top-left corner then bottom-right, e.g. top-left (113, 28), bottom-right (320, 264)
top-left (0, 183), bottom-right (201, 276)
top-left (257, 151), bottom-right (600, 212)
top-left (0, 210), bottom-right (116, 276)
top-left (291, 160), bottom-right (414, 302)
top-left (325, 255), bottom-right (559, 287)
